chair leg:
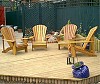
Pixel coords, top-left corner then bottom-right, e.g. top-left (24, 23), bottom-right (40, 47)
top-left (25, 47), bottom-right (28, 52)
top-left (70, 44), bottom-right (76, 57)
top-left (58, 44), bottom-right (60, 50)
top-left (32, 46), bottom-right (33, 51)
top-left (12, 43), bottom-right (17, 55)
top-left (2, 47), bottom-right (12, 53)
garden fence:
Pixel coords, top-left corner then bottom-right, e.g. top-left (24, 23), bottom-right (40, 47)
top-left (4, 1), bottom-right (100, 38)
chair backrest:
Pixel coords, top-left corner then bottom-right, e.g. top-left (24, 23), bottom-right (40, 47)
top-left (82, 26), bottom-right (98, 49)
top-left (32, 25), bottom-right (47, 41)
top-left (63, 24), bottom-right (77, 40)
top-left (1, 27), bottom-right (16, 47)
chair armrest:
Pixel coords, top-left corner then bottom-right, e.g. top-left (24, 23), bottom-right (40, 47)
top-left (29, 36), bottom-right (35, 40)
top-left (2, 39), bottom-right (15, 42)
top-left (58, 34), bottom-right (64, 36)
top-left (75, 34), bottom-right (86, 40)
top-left (21, 38), bottom-right (29, 40)
top-left (71, 38), bottom-right (86, 41)
top-left (66, 40), bottom-right (94, 44)
top-left (69, 34), bottom-right (86, 41)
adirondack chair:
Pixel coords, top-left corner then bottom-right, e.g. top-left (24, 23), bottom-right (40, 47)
top-left (1, 27), bottom-right (28, 55)
top-left (58, 24), bottom-right (77, 50)
top-left (31, 25), bottom-right (47, 50)
top-left (68, 26), bottom-right (98, 57)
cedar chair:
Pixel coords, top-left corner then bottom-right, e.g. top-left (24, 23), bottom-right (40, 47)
top-left (58, 24), bottom-right (77, 50)
top-left (1, 27), bottom-right (28, 55)
top-left (68, 26), bottom-right (98, 57)
top-left (30, 25), bottom-right (47, 51)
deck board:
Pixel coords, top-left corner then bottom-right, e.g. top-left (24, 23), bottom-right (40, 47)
top-left (0, 43), bottom-right (100, 81)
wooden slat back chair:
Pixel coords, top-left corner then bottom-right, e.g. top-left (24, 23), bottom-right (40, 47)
top-left (32, 25), bottom-right (47, 50)
top-left (77, 26), bottom-right (97, 56)
top-left (58, 24), bottom-right (77, 50)
top-left (82, 27), bottom-right (97, 50)
top-left (70, 26), bottom-right (98, 57)
top-left (1, 27), bottom-right (28, 55)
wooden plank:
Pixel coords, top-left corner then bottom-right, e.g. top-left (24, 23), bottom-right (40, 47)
top-left (0, 43), bottom-right (99, 83)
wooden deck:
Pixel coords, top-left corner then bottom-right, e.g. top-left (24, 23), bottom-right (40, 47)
top-left (0, 42), bottom-right (100, 84)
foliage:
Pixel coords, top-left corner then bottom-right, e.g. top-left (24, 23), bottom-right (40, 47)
top-left (67, 19), bottom-right (71, 24)
top-left (96, 33), bottom-right (100, 40)
top-left (72, 61), bottom-right (84, 69)
top-left (77, 23), bottom-right (87, 37)
top-left (76, 23), bottom-right (100, 39)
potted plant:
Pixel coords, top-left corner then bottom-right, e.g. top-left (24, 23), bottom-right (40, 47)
top-left (72, 61), bottom-right (90, 78)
